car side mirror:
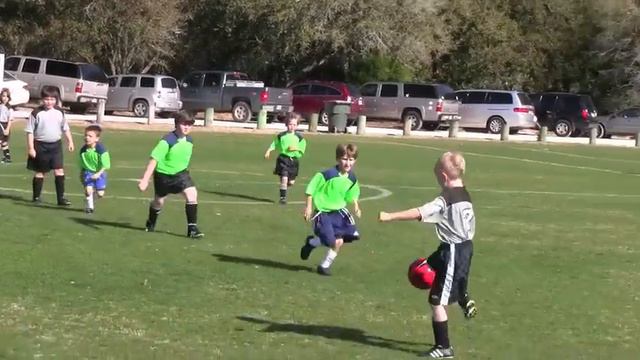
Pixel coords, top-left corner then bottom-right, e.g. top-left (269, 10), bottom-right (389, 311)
top-left (181, 82), bottom-right (188, 88)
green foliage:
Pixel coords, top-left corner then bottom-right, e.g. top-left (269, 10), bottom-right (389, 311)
top-left (348, 54), bottom-right (415, 84)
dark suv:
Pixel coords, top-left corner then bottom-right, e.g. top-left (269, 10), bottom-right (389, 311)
top-left (529, 93), bottom-right (598, 137)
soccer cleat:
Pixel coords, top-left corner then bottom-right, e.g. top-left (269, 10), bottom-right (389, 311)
top-left (145, 220), bottom-right (155, 232)
top-left (57, 198), bottom-right (71, 206)
top-left (279, 197), bottom-right (287, 205)
top-left (300, 235), bottom-right (315, 260)
top-left (32, 197), bottom-right (42, 204)
top-left (420, 345), bottom-right (454, 358)
top-left (316, 265), bottom-right (331, 276)
top-left (187, 226), bottom-right (205, 239)
top-left (462, 299), bottom-right (477, 319)
top-left (85, 208), bottom-right (94, 214)
top-left (3, 157), bottom-right (11, 163)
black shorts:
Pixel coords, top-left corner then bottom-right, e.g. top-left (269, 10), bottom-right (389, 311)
top-left (27, 140), bottom-right (64, 172)
top-left (0, 122), bottom-right (9, 142)
top-left (427, 240), bottom-right (473, 306)
top-left (153, 170), bottom-right (195, 197)
top-left (274, 155), bottom-right (300, 179)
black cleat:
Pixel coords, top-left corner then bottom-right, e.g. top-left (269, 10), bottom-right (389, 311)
top-left (187, 226), bottom-right (205, 239)
top-left (145, 220), bottom-right (155, 232)
top-left (32, 197), bottom-right (42, 204)
top-left (300, 235), bottom-right (314, 260)
top-left (461, 299), bottom-right (477, 319)
top-left (316, 265), bottom-right (331, 276)
top-left (419, 345), bottom-right (454, 358)
top-left (85, 208), bottom-right (94, 214)
top-left (57, 198), bottom-right (71, 206)
top-left (279, 197), bottom-right (287, 205)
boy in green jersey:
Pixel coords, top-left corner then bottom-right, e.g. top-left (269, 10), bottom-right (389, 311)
top-left (79, 125), bottom-right (111, 213)
top-left (300, 143), bottom-right (361, 276)
top-left (264, 112), bottom-right (307, 204)
top-left (138, 111), bottom-right (204, 238)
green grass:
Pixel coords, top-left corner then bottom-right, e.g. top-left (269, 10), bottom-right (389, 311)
top-left (0, 124), bottom-right (639, 359)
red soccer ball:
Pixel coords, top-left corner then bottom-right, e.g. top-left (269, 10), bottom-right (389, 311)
top-left (408, 258), bottom-right (436, 289)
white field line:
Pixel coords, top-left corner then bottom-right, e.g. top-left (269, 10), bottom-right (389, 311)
top-left (367, 140), bottom-right (640, 176)
top-left (115, 165), bottom-right (265, 177)
top-left (505, 146), bottom-right (640, 165)
top-left (394, 185), bottom-right (640, 198)
top-left (0, 184), bottom-right (392, 205)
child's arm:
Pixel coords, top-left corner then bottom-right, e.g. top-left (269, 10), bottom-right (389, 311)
top-left (64, 128), bottom-right (74, 152)
top-left (264, 138), bottom-right (277, 159)
top-left (26, 133), bottom-right (36, 158)
top-left (352, 199), bottom-right (361, 218)
top-left (304, 195), bottom-right (314, 221)
top-left (138, 158), bottom-right (157, 192)
top-left (92, 151), bottom-right (111, 179)
top-left (378, 208), bottom-right (421, 222)
top-left (4, 110), bottom-right (12, 133)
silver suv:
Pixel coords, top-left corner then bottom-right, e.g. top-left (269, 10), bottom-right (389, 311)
top-left (359, 82), bottom-right (459, 130)
top-left (106, 74), bottom-right (182, 117)
top-left (455, 90), bottom-right (537, 134)
top-left (4, 55), bottom-right (109, 113)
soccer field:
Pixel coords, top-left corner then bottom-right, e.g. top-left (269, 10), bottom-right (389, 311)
top-left (0, 125), bottom-right (639, 359)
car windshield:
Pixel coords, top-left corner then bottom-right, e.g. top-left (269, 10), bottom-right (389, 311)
top-left (517, 93), bottom-right (533, 105)
top-left (347, 84), bottom-right (361, 97)
top-left (3, 71), bottom-right (17, 81)
top-left (79, 64), bottom-right (109, 83)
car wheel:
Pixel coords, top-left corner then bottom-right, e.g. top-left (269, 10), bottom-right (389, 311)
top-left (319, 111), bottom-right (330, 126)
top-left (596, 123), bottom-right (606, 139)
top-left (232, 101), bottom-right (252, 122)
top-left (423, 122), bottom-right (439, 131)
top-left (486, 116), bottom-right (505, 134)
top-left (105, 110), bottom-right (114, 115)
top-left (553, 119), bottom-right (572, 137)
top-left (402, 110), bottom-right (423, 131)
top-left (133, 100), bottom-right (149, 117)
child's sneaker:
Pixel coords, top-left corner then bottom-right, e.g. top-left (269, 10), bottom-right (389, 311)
top-left (57, 198), bottom-right (71, 206)
top-left (32, 197), bottom-right (42, 204)
top-left (279, 197), bottom-right (287, 205)
top-left (85, 208), bottom-right (94, 214)
top-left (420, 345), bottom-right (454, 358)
top-left (300, 235), bottom-right (315, 260)
top-left (461, 299), bottom-right (477, 319)
top-left (187, 225), bottom-right (205, 239)
top-left (145, 220), bottom-right (155, 232)
top-left (316, 265), bottom-right (331, 276)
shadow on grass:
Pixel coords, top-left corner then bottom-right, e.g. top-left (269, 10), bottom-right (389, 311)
top-left (7, 195), bottom-right (86, 212)
top-left (212, 253), bottom-right (313, 273)
top-left (237, 316), bottom-right (427, 355)
top-left (200, 189), bottom-right (274, 203)
top-left (70, 217), bottom-right (185, 238)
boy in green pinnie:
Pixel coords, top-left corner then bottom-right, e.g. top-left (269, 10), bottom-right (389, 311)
top-left (79, 125), bottom-right (111, 213)
top-left (264, 112), bottom-right (307, 204)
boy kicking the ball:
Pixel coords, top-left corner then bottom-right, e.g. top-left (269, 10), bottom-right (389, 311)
top-left (300, 143), bottom-right (361, 276)
top-left (378, 151), bottom-right (477, 359)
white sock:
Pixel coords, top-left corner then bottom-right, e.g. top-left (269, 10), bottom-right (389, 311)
top-left (320, 249), bottom-right (338, 269)
top-left (86, 195), bottom-right (94, 209)
top-left (309, 236), bottom-right (321, 248)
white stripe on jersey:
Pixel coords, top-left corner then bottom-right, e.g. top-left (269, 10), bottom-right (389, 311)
top-left (440, 243), bottom-right (456, 305)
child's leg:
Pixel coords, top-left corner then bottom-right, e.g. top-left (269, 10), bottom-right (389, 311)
top-left (183, 186), bottom-right (204, 238)
top-left (146, 195), bottom-right (166, 231)
top-left (85, 185), bottom-right (95, 211)
top-left (53, 168), bottom-right (69, 205)
top-left (279, 175), bottom-right (288, 202)
top-left (431, 304), bottom-right (451, 349)
top-left (32, 172), bottom-right (45, 202)
top-left (1, 139), bottom-right (10, 162)
top-left (319, 238), bottom-right (343, 270)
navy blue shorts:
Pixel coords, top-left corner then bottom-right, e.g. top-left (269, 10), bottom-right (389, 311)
top-left (312, 209), bottom-right (360, 247)
top-left (81, 170), bottom-right (107, 190)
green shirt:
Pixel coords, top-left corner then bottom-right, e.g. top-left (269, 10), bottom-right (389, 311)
top-left (151, 132), bottom-right (193, 175)
top-left (79, 143), bottom-right (111, 172)
top-left (305, 166), bottom-right (360, 212)
top-left (268, 131), bottom-right (306, 158)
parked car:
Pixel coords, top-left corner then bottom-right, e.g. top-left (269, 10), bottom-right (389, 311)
top-left (180, 71), bottom-right (293, 122)
top-left (290, 81), bottom-right (363, 125)
top-left (1, 71), bottom-right (30, 106)
top-left (4, 55), bottom-right (109, 113)
top-left (106, 74), bottom-right (182, 117)
top-left (455, 90), bottom-right (537, 134)
top-left (359, 82), bottom-right (459, 130)
top-left (594, 107), bottom-right (640, 138)
top-left (529, 92), bottom-right (597, 137)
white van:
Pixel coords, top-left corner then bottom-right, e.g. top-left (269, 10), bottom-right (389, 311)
top-left (106, 74), bottom-right (182, 117)
top-left (4, 55), bottom-right (108, 113)
top-left (455, 90), bottom-right (538, 134)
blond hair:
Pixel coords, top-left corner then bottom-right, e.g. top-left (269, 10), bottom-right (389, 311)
top-left (438, 151), bottom-right (466, 179)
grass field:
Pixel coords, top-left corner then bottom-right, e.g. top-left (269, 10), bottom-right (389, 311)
top-left (0, 123), bottom-right (639, 359)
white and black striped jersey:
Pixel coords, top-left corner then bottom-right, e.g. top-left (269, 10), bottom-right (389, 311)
top-left (418, 187), bottom-right (475, 244)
